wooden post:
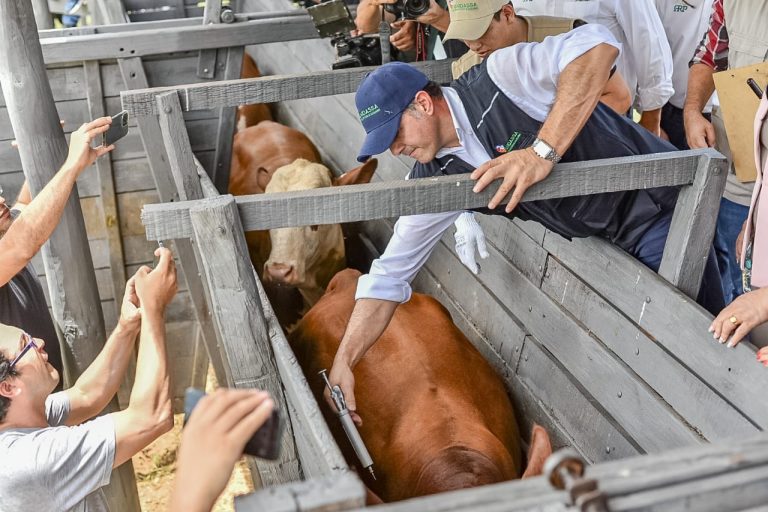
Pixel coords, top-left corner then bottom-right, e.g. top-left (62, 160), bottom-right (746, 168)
top-left (0, 2), bottom-right (140, 511)
top-left (31, 0), bottom-right (54, 30)
top-left (659, 153), bottom-right (728, 299)
top-left (155, 90), bottom-right (227, 383)
top-left (189, 195), bottom-right (301, 486)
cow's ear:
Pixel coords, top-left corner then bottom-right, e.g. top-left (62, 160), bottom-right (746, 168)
top-left (333, 158), bottom-right (378, 186)
top-left (257, 166), bottom-right (271, 191)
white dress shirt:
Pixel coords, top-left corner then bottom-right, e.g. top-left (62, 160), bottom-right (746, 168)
top-left (356, 24), bottom-right (621, 302)
top-left (513, 0), bottom-right (674, 112)
top-left (653, 0), bottom-right (715, 111)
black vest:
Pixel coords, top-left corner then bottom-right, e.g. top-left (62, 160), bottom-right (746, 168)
top-left (410, 60), bottom-right (679, 251)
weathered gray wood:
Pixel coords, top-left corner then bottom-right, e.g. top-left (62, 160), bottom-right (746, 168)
top-left (141, 151), bottom-right (710, 240)
top-left (121, 60), bottom-right (455, 116)
top-left (41, 15), bottom-right (319, 64)
top-left (114, 49), bottom-right (228, 386)
top-left (156, 92), bottom-right (204, 201)
top-left (540, 255), bottom-right (759, 441)
top-left (92, 0), bottom-right (129, 24)
top-left (190, 195), bottom-right (300, 486)
top-left (0, 2), bottom-right (140, 511)
top-left (210, 45), bottom-right (242, 192)
top-left (543, 232), bottom-right (768, 429)
top-left (658, 153), bottom-right (728, 298)
top-left (84, 59), bottom-right (132, 408)
top-left (31, 0), bottom-right (54, 29)
top-left (195, 157), bottom-right (219, 198)
top-left (197, 0), bottom-right (222, 79)
top-left (235, 473), bottom-right (365, 512)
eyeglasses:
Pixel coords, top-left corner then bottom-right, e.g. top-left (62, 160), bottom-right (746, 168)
top-left (0, 332), bottom-right (38, 381)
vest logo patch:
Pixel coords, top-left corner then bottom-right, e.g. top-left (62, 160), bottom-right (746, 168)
top-left (496, 131), bottom-right (535, 154)
top-left (359, 105), bottom-right (381, 122)
top-left (673, 4), bottom-right (688, 12)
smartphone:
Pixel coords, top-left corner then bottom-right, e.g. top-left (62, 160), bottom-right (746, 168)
top-left (103, 110), bottom-right (129, 146)
top-left (184, 388), bottom-right (284, 460)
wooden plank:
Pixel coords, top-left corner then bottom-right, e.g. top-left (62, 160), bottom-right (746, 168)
top-left (121, 60), bottom-right (455, 116)
top-left (0, 2), bottom-right (140, 511)
top-left (235, 473), bottom-right (365, 512)
top-left (41, 15), bottom-right (319, 65)
top-left (0, 65), bottom-right (86, 107)
top-left (31, 0), bottom-right (54, 29)
top-left (197, 0), bottom-right (222, 79)
top-left (156, 92), bottom-right (204, 201)
top-left (92, 0), bottom-right (130, 24)
top-left (543, 232), bottom-right (768, 429)
top-left (540, 256), bottom-right (759, 442)
top-left (189, 195), bottom-right (301, 486)
top-left (210, 45), bottom-right (242, 192)
top-left (141, 151), bottom-right (710, 240)
top-left (658, 152), bottom-right (728, 298)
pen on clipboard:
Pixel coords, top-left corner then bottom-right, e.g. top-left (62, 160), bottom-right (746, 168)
top-left (747, 78), bottom-right (764, 99)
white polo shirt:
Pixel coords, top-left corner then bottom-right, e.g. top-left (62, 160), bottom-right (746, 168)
top-left (654, 0), bottom-right (716, 111)
top-left (356, 24), bottom-right (621, 302)
top-left (512, 0), bottom-right (674, 112)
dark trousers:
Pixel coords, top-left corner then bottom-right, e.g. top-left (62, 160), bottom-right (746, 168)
top-left (631, 211), bottom-right (725, 315)
top-left (660, 103), bottom-right (712, 151)
top-left (714, 197), bottom-right (749, 303)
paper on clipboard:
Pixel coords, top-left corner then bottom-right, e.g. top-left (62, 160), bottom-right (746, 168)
top-left (713, 62), bottom-right (768, 183)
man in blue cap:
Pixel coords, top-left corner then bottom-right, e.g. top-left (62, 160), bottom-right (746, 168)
top-left (328, 24), bottom-right (723, 423)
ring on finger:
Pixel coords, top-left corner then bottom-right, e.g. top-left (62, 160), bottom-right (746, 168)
top-left (730, 315), bottom-right (739, 325)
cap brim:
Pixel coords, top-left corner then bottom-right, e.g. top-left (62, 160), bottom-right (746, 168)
top-left (356, 111), bottom-right (403, 163)
top-left (443, 16), bottom-right (493, 42)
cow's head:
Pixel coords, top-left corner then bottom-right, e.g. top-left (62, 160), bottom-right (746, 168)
top-left (263, 158), bottom-right (377, 305)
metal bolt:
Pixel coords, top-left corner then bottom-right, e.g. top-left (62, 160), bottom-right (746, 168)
top-left (617, 391), bottom-right (622, 398)
top-left (714, 167), bottom-right (721, 175)
top-left (164, 106), bottom-right (172, 114)
top-left (524, 354), bottom-right (529, 361)
top-left (514, 346), bottom-right (519, 352)
top-left (217, 226), bottom-right (226, 235)
top-left (635, 348), bottom-right (640, 356)
top-left (538, 265), bottom-right (543, 272)
top-left (645, 296), bottom-right (651, 303)
top-left (605, 446), bottom-right (612, 454)
top-left (203, 68), bottom-right (209, 74)
top-left (528, 306), bottom-right (533, 312)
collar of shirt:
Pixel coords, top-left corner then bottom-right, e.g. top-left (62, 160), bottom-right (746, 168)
top-left (434, 87), bottom-right (492, 168)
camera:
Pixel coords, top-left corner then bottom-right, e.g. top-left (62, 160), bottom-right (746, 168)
top-left (383, 0), bottom-right (430, 19)
top-left (306, 0), bottom-right (392, 69)
top-left (184, 388), bottom-right (284, 460)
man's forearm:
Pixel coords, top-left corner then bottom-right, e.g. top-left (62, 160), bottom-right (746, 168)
top-left (14, 181), bottom-right (31, 209)
top-left (0, 165), bottom-right (80, 286)
top-left (335, 298), bottom-right (399, 368)
top-left (66, 321), bottom-right (140, 424)
top-left (537, 43), bottom-right (618, 155)
top-left (684, 64), bottom-right (716, 114)
top-left (129, 307), bottom-right (171, 418)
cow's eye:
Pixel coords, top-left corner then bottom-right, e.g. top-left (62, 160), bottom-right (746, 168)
top-left (310, 225), bottom-right (319, 232)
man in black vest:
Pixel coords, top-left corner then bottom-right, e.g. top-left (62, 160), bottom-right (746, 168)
top-left (328, 25), bottom-right (723, 422)
top-left (0, 117), bottom-right (116, 385)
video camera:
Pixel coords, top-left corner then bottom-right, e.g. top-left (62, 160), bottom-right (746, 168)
top-left (306, 0), bottom-right (392, 70)
top-left (383, 0), bottom-right (430, 19)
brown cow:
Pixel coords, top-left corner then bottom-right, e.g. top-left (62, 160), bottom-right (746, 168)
top-left (229, 121), bottom-right (323, 273)
top-left (236, 53), bottom-right (273, 130)
top-left (290, 269), bottom-right (552, 502)
top-left (263, 159), bottom-right (377, 306)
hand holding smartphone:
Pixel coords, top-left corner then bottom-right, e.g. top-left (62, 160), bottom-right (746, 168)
top-left (103, 110), bottom-right (130, 147)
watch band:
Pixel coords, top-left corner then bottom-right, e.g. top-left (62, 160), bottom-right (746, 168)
top-left (531, 138), bottom-right (562, 163)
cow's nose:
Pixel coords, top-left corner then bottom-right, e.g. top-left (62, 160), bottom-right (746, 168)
top-left (265, 262), bottom-right (295, 284)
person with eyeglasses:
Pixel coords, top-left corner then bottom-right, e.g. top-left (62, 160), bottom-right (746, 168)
top-left (0, 117), bottom-right (115, 390)
top-left (0, 247), bottom-right (178, 512)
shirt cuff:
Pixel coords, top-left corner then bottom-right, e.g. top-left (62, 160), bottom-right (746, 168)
top-left (635, 86), bottom-right (675, 112)
top-left (355, 273), bottom-right (413, 303)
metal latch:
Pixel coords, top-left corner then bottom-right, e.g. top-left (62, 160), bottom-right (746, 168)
top-left (543, 449), bottom-right (608, 512)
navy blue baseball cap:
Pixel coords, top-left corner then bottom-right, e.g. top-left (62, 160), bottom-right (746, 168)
top-left (355, 62), bottom-right (430, 162)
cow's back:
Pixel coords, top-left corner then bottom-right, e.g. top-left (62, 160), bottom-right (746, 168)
top-left (290, 269), bottom-right (522, 502)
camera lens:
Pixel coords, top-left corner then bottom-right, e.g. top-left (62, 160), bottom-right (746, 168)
top-left (404, 0), bottom-right (430, 17)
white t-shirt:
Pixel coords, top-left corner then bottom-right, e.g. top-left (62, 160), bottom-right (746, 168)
top-left (0, 392), bottom-right (116, 512)
top-left (653, 0), bottom-right (716, 110)
top-left (356, 24), bottom-right (621, 302)
top-left (513, 0), bottom-right (674, 111)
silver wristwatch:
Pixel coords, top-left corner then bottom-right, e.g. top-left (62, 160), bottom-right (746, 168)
top-left (531, 138), bottom-right (562, 163)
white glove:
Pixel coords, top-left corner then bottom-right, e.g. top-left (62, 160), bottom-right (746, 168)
top-left (453, 212), bottom-right (489, 275)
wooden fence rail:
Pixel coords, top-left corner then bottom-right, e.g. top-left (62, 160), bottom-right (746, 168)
top-left (121, 60), bottom-right (455, 116)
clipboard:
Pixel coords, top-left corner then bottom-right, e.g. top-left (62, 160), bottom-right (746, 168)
top-left (713, 62), bottom-right (768, 183)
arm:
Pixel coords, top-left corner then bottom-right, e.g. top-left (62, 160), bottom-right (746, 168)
top-left (473, 26), bottom-right (620, 212)
top-left (111, 248), bottom-right (178, 468)
top-left (64, 274), bottom-right (142, 426)
top-left (616, 0), bottom-right (674, 133)
top-left (0, 118), bottom-right (113, 287)
top-left (600, 70), bottom-right (632, 115)
top-left (683, 0), bottom-right (726, 148)
top-left (13, 181), bottom-right (31, 211)
top-left (355, 0), bottom-right (397, 34)
top-left (329, 211), bottom-right (460, 421)
top-left (415, 0), bottom-right (450, 33)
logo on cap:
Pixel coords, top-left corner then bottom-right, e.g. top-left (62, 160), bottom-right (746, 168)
top-left (359, 104), bottom-right (381, 122)
top-left (449, 1), bottom-right (479, 12)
